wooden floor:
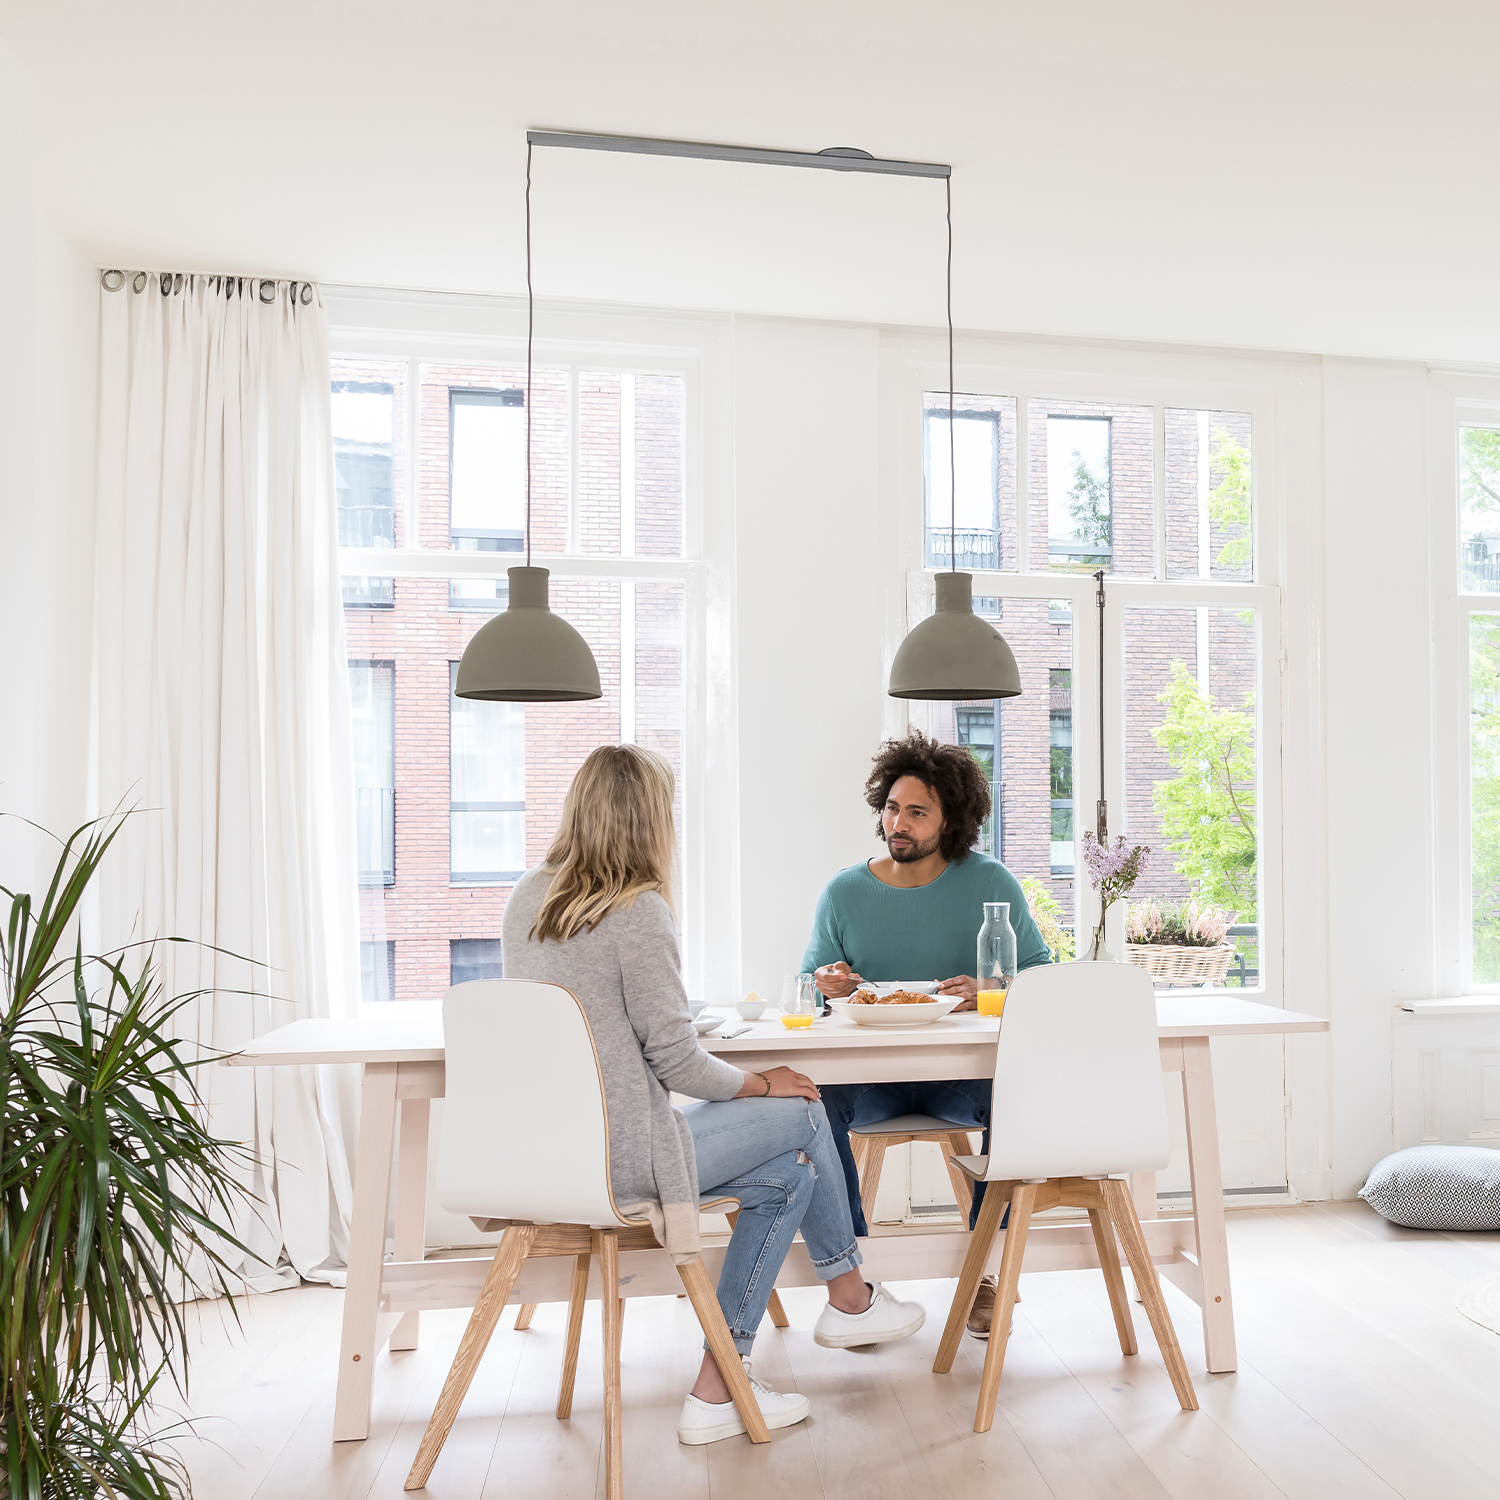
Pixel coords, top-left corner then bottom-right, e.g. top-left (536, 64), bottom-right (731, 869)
top-left (157, 1200), bottom-right (1500, 1500)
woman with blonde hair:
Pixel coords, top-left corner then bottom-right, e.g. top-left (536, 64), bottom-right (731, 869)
top-left (502, 744), bottom-right (923, 1445)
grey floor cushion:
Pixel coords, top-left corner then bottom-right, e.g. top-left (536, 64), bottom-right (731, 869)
top-left (1359, 1146), bottom-right (1500, 1230)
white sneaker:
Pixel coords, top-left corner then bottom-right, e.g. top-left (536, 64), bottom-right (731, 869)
top-left (813, 1281), bottom-right (926, 1349)
top-left (676, 1358), bottom-right (811, 1445)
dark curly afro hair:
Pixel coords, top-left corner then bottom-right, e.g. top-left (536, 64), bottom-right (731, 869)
top-left (864, 729), bottom-right (992, 863)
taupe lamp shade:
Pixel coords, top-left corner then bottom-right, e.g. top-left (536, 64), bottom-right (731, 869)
top-left (454, 566), bottom-right (602, 703)
top-left (888, 571), bottom-right (1022, 701)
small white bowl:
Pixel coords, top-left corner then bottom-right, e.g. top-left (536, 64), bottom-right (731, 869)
top-left (692, 1012), bottom-right (724, 1035)
top-left (687, 999), bottom-right (708, 1020)
top-left (826, 996), bottom-right (962, 1028)
top-left (735, 1000), bottom-right (768, 1020)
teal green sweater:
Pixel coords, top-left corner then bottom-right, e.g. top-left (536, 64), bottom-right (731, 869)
top-left (800, 853), bottom-right (1053, 983)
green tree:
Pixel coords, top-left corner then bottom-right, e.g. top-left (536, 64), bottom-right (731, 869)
top-left (1019, 876), bottom-right (1075, 963)
top-left (1471, 615), bottom-right (1500, 980)
top-left (1151, 661), bottom-right (1257, 915)
top-left (1462, 427), bottom-right (1500, 516)
top-left (1207, 428), bottom-right (1251, 570)
top-left (1067, 452), bottom-right (1110, 549)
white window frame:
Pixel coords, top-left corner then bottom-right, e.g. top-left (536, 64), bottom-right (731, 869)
top-left (1429, 372), bottom-right (1500, 995)
top-left (324, 286), bottom-right (735, 1000)
top-left (888, 346), bottom-right (1287, 1002)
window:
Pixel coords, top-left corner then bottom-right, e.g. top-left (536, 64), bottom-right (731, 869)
top-left (335, 348), bottom-right (690, 1004)
top-left (449, 388), bottom-right (525, 552)
top-left (360, 940), bottom-right (395, 1003)
top-left (450, 938), bottom-right (504, 986)
top-left (913, 387), bottom-right (1273, 994)
top-left (333, 365), bottom-right (404, 606)
top-left (348, 661), bottom-right (394, 885)
top-left (450, 661), bottom-right (526, 883)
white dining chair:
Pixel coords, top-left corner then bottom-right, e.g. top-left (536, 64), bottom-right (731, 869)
top-left (932, 962), bottom-right (1199, 1430)
top-left (404, 979), bottom-right (770, 1495)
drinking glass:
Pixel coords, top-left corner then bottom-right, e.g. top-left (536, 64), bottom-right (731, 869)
top-left (780, 976), bottom-right (817, 1029)
top-left (977, 901), bottom-right (1017, 1017)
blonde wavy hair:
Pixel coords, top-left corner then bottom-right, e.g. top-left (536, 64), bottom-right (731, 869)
top-left (531, 744), bottom-right (678, 943)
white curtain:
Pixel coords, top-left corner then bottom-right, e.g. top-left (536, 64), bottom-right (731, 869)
top-left (93, 272), bottom-right (360, 1291)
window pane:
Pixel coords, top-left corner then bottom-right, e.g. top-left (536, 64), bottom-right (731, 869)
top-left (921, 595), bottom-right (1076, 954)
top-left (924, 394), bottom-right (1017, 571)
top-left (1471, 614), bottom-right (1500, 981)
top-left (421, 363), bottom-right (567, 553)
top-left (449, 388), bottom-right (526, 551)
top-left (344, 577), bottom-right (685, 1001)
top-left (1029, 400), bottom-right (1154, 577)
top-left (360, 940), bottom-right (395, 1003)
top-left (1165, 409), bottom-right (1253, 582)
top-left (1462, 427), bottom-right (1500, 593)
top-left (332, 357), bottom-right (405, 604)
top-left (342, 575), bottom-right (395, 609)
top-left (448, 577), bottom-right (508, 613)
top-left (580, 372), bottom-right (686, 558)
top-left (1124, 605), bottom-right (1259, 987)
top-left (348, 662), bottom-right (394, 886)
top-left (451, 938), bottom-right (504, 985)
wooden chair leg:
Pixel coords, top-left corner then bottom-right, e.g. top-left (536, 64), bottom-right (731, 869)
top-left (1087, 1205), bottom-right (1137, 1355)
top-left (933, 1178), bottom-right (1008, 1374)
top-left (858, 1139), bottom-right (889, 1225)
top-left (944, 1135), bottom-right (977, 1221)
top-left (725, 1208), bottom-right (790, 1329)
top-left (514, 1302), bottom-right (537, 1331)
top-left (597, 1232), bottom-right (625, 1500)
top-left (555, 1252), bottom-right (590, 1420)
top-left (677, 1255), bottom-right (770, 1443)
top-left (973, 1182), bottom-right (1037, 1434)
top-left (1102, 1178), bottom-right (1198, 1411)
top-left (405, 1224), bottom-right (536, 1491)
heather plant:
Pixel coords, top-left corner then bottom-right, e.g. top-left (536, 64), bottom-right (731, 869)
top-left (1127, 897), bottom-right (1237, 948)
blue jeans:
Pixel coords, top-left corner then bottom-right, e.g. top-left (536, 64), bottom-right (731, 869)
top-left (682, 1095), bottom-right (862, 1354)
top-left (820, 1079), bottom-right (993, 1236)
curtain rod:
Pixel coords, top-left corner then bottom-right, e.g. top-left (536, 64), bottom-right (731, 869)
top-left (526, 129), bottom-right (950, 180)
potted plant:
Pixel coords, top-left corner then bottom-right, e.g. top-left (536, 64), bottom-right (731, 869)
top-left (1124, 897), bottom-right (1240, 987)
top-left (1, 815), bottom-right (256, 1498)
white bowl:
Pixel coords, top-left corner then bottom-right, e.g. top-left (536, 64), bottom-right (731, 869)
top-left (827, 996), bottom-right (963, 1028)
top-left (692, 1012), bottom-right (724, 1035)
top-left (735, 1001), bottom-right (768, 1020)
top-left (850, 980), bottom-right (940, 997)
top-left (687, 999), bottom-right (708, 1020)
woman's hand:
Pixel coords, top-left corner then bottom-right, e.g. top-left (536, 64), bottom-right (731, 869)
top-left (735, 1065), bottom-right (821, 1102)
top-left (814, 961), bottom-right (864, 998)
top-left (937, 974), bottom-right (978, 1011)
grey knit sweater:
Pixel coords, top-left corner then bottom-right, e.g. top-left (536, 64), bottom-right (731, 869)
top-left (500, 867), bottom-right (745, 1260)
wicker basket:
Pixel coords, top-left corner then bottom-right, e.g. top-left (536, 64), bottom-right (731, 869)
top-left (1125, 940), bottom-right (1237, 988)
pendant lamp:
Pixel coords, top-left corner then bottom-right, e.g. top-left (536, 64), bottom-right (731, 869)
top-left (887, 179), bottom-right (1021, 703)
top-left (455, 144), bottom-right (602, 704)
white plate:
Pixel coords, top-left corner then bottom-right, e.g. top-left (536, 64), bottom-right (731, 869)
top-left (692, 1012), bottom-right (725, 1035)
top-left (826, 996), bottom-right (963, 1027)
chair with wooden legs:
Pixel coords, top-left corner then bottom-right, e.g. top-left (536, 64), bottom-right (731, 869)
top-left (932, 962), bottom-right (1199, 1431)
top-left (404, 980), bottom-right (770, 1495)
top-left (849, 1115), bottom-right (978, 1225)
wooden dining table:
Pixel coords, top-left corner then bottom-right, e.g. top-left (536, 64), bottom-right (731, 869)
top-left (225, 993), bottom-right (1327, 1442)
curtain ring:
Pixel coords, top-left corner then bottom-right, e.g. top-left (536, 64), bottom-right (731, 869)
top-left (299, 282), bottom-right (313, 305)
top-left (132, 271), bottom-right (148, 294)
top-left (100, 269), bottom-right (124, 292)
top-left (258, 278), bottom-right (277, 304)
top-left (173, 272), bottom-right (184, 294)
top-left (160, 274), bottom-right (172, 296)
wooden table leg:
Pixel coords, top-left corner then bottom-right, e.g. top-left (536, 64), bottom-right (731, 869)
top-left (389, 1097), bottom-right (430, 1352)
top-left (1181, 1035), bottom-right (1237, 1373)
top-left (334, 1062), bottom-right (399, 1442)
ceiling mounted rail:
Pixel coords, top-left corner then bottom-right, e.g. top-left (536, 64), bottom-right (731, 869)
top-left (526, 129), bottom-right (950, 180)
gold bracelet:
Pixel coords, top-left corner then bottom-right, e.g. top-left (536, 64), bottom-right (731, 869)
top-left (759, 1071), bottom-right (771, 1097)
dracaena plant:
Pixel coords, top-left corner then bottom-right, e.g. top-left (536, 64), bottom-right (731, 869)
top-left (0, 815), bottom-right (259, 1499)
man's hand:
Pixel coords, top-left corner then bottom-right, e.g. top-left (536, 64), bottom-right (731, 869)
top-left (937, 974), bottom-right (978, 1011)
top-left (736, 1065), bottom-right (821, 1102)
top-left (814, 961), bottom-right (864, 999)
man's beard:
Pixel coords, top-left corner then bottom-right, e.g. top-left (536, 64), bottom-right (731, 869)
top-left (887, 831), bottom-right (942, 863)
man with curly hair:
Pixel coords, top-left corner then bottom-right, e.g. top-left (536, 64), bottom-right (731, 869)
top-left (800, 729), bottom-right (1052, 1338)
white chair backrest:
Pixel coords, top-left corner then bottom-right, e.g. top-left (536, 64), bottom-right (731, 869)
top-left (985, 962), bottom-right (1169, 1181)
top-left (437, 979), bottom-right (636, 1228)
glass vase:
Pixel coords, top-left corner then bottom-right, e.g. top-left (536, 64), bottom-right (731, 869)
top-left (1079, 900), bottom-right (1120, 962)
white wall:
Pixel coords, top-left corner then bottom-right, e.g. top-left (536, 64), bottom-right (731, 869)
top-left (0, 37), bottom-right (99, 896)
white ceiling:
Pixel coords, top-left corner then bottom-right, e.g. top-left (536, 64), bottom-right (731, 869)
top-left (5, 1), bottom-right (1500, 363)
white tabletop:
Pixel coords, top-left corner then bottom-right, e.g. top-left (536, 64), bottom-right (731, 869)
top-left (222, 993), bottom-right (1326, 1068)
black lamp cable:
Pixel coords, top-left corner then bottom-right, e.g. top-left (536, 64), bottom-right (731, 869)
top-left (525, 139), bottom-right (534, 569)
top-left (947, 174), bottom-right (955, 573)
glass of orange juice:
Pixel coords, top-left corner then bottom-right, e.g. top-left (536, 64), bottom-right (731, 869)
top-left (977, 986), bottom-right (1008, 1017)
top-left (781, 982), bottom-right (817, 1029)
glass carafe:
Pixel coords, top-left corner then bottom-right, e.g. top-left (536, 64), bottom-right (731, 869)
top-left (976, 902), bottom-right (1016, 1017)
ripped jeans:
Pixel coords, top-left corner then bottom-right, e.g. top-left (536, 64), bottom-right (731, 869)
top-left (681, 1095), bottom-right (862, 1354)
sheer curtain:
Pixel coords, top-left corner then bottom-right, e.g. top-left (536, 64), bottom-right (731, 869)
top-left (94, 272), bottom-right (360, 1290)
